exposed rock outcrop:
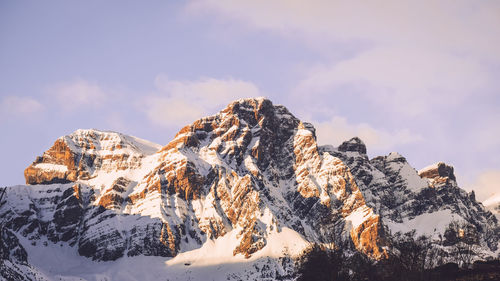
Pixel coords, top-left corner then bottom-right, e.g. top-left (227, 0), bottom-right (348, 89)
top-left (338, 137), bottom-right (367, 155)
top-left (24, 130), bottom-right (161, 185)
top-left (418, 162), bottom-right (457, 188)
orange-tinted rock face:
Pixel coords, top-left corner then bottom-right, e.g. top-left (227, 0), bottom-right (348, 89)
top-left (136, 157), bottom-right (206, 203)
top-left (418, 162), bottom-right (457, 188)
top-left (24, 130), bottom-right (157, 185)
top-left (160, 222), bottom-right (179, 256)
top-left (164, 161), bottom-right (205, 200)
top-left (233, 219), bottom-right (266, 258)
top-left (98, 193), bottom-right (124, 209)
top-left (349, 214), bottom-right (388, 259)
top-left (44, 139), bottom-right (76, 167)
top-left (216, 173), bottom-right (265, 258)
top-left (293, 122), bottom-right (386, 260)
top-left (97, 177), bottom-right (131, 209)
top-left (24, 139), bottom-right (78, 185)
top-left (72, 183), bottom-right (82, 201)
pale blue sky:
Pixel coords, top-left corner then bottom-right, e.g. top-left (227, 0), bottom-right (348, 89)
top-left (1, 0), bottom-right (499, 200)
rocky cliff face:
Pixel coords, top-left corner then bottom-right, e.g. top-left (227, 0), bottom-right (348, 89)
top-left (118, 98), bottom-right (386, 259)
top-left (24, 129), bottom-right (161, 185)
top-left (418, 162), bottom-right (457, 188)
top-left (323, 140), bottom-right (498, 252)
top-left (1, 98), bottom-right (499, 280)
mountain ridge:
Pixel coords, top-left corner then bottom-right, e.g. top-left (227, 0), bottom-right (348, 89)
top-left (1, 97), bottom-right (498, 280)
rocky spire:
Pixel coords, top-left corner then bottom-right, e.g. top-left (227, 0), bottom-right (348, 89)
top-left (338, 137), bottom-right (367, 154)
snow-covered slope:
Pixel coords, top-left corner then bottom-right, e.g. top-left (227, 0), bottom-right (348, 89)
top-left (321, 140), bottom-right (499, 253)
top-left (1, 98), bottom-right (499, 280)
top-left (24, 129), bottom-right (161, 186)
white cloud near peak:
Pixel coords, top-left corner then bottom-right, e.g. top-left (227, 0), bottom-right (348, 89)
top-left (143, 75), bottom-right (262, 128)
top-left (314, 116), bottom-right (423, 153)
top-left (154, 75), bottom-right (261, 107)
top-left (465, 170), bottom-right (500, 203)
top-left (142, 74), bottom-right (423, 155)
top-left (187, 0), bottom-right (500, 118)
top-left (49, 79), bottom-right (108, 110)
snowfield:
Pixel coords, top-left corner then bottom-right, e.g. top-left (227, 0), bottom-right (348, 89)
top-left (18, 229), bottom-right (303, 281)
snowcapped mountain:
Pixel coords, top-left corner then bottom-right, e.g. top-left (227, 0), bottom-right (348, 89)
top-left (1, 98), bottom-right (499, 280)
top-left (24, 129), bottom-right (162, 185)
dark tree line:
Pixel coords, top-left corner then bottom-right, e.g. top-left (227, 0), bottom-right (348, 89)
top-left (295, 220), bottom-right (497, 281)
top-left (296, 244), bottom-right (348, 281)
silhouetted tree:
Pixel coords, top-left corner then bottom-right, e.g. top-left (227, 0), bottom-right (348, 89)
top-left (385, 230), bottom-right (438, 281)
top-left (444, 220), bottom-right (480, 267)
top-left (345, 251), bottom-right (379, 281)
top-left (296, 243), bottom-right (348, 281)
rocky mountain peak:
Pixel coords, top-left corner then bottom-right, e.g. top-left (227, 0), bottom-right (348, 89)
top-left (24, 129), bottom-right (161, 185)
top-left (112, 97), bottom-right (386, 260)
top-left (418, 162), bottom-right (457, 187)
top-left (338, 137), bottom-right (367, 154)
top-left (64, 129), bottom-right (161, 155)
top-left (160, 97), bottom-right (305, 169)
top-left (222, 97), bottom-right (274, 124)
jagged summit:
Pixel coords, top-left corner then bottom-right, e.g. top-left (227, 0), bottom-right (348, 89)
top-left (338, 137), bottom-right (367, 154)
top-left (168, 97), bottom-right (303, 145)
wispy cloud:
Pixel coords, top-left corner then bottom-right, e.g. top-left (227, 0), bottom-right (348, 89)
top-left (142, 75), bottom-right (262, 128)
top-left (465, 170), bottom-right (500, 202)
top-left (187, 0), bottom-right (499, 116)
top-left (187, 0), bottom-right (500, 60)
top-left (0, 96), bottom-right (44, 117)
top-left (48, 78), bottom-right (108, 111)
top-left (295, 48), bottom-right (491, 115)
top-left (314, 116), bottom-right (423, 153)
